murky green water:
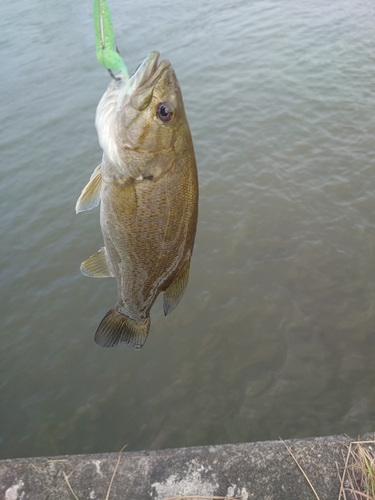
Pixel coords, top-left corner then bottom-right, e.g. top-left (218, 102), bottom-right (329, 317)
top-left (1, 0), bottom-right (375, 459)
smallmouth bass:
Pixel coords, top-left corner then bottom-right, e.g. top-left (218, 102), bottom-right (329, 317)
top-left (76, 51), bottom-right (198, 349)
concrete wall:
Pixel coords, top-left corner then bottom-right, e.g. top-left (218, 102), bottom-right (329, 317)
top-left (0, 433), bottom-right (370, 500)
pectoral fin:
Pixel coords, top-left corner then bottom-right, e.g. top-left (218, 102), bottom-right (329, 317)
top-left (75, 164), bottom-right (102, 213)
top-left (80, 247), bottom-right (114, 278)
top-left (163, 260), bottom-right (191, 316)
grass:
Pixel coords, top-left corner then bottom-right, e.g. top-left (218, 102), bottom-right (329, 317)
top-left (281, 436), bottom-right (375, 500)
top-left (338, 439), bottom-right (375, 500)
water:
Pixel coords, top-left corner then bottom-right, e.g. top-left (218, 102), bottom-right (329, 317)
top-left (1, 0), bottom-right (375, 459)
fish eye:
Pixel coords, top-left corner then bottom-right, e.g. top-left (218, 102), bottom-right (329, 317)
top-left (157, 102), bottom-right (174, 122)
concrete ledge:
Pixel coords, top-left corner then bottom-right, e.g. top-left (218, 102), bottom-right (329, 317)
top-left (0, 433), bottom-right (372, 500)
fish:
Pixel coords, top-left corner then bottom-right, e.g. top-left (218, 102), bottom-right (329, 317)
top-left (76, 51), bottom-right (198, 350)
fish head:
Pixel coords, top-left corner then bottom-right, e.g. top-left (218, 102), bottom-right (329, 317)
top-left (96, 51), bottom-right (191, 180)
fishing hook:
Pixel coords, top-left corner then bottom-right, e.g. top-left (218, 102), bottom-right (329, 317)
top-left (108, 69), bottom-right (121, 81)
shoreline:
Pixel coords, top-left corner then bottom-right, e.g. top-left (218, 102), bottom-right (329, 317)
top-left (1, 432), bottom-right (373, 499)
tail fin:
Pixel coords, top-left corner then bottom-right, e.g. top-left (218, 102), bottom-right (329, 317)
top-left (94, 308), bottom-right (150, 350)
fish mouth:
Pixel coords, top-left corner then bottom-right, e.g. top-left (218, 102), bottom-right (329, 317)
top-left (125, 51), bottom-right (171, 95)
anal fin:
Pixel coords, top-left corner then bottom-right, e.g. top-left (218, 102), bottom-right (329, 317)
top-left (95, 309), bottom-right (150, 349)
top-left (75, 164), bottom-right (102, 213)
top-left (80, 247), bottom-right (114, 278)
top-left (163, 259), bottom-right (191, 316)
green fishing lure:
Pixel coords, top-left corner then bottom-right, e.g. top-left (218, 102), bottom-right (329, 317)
top-left (93, 0), bottom-right (129, 79)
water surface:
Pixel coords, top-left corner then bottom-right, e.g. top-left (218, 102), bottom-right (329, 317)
top-left (1, 0), bottom-right (375, 458)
